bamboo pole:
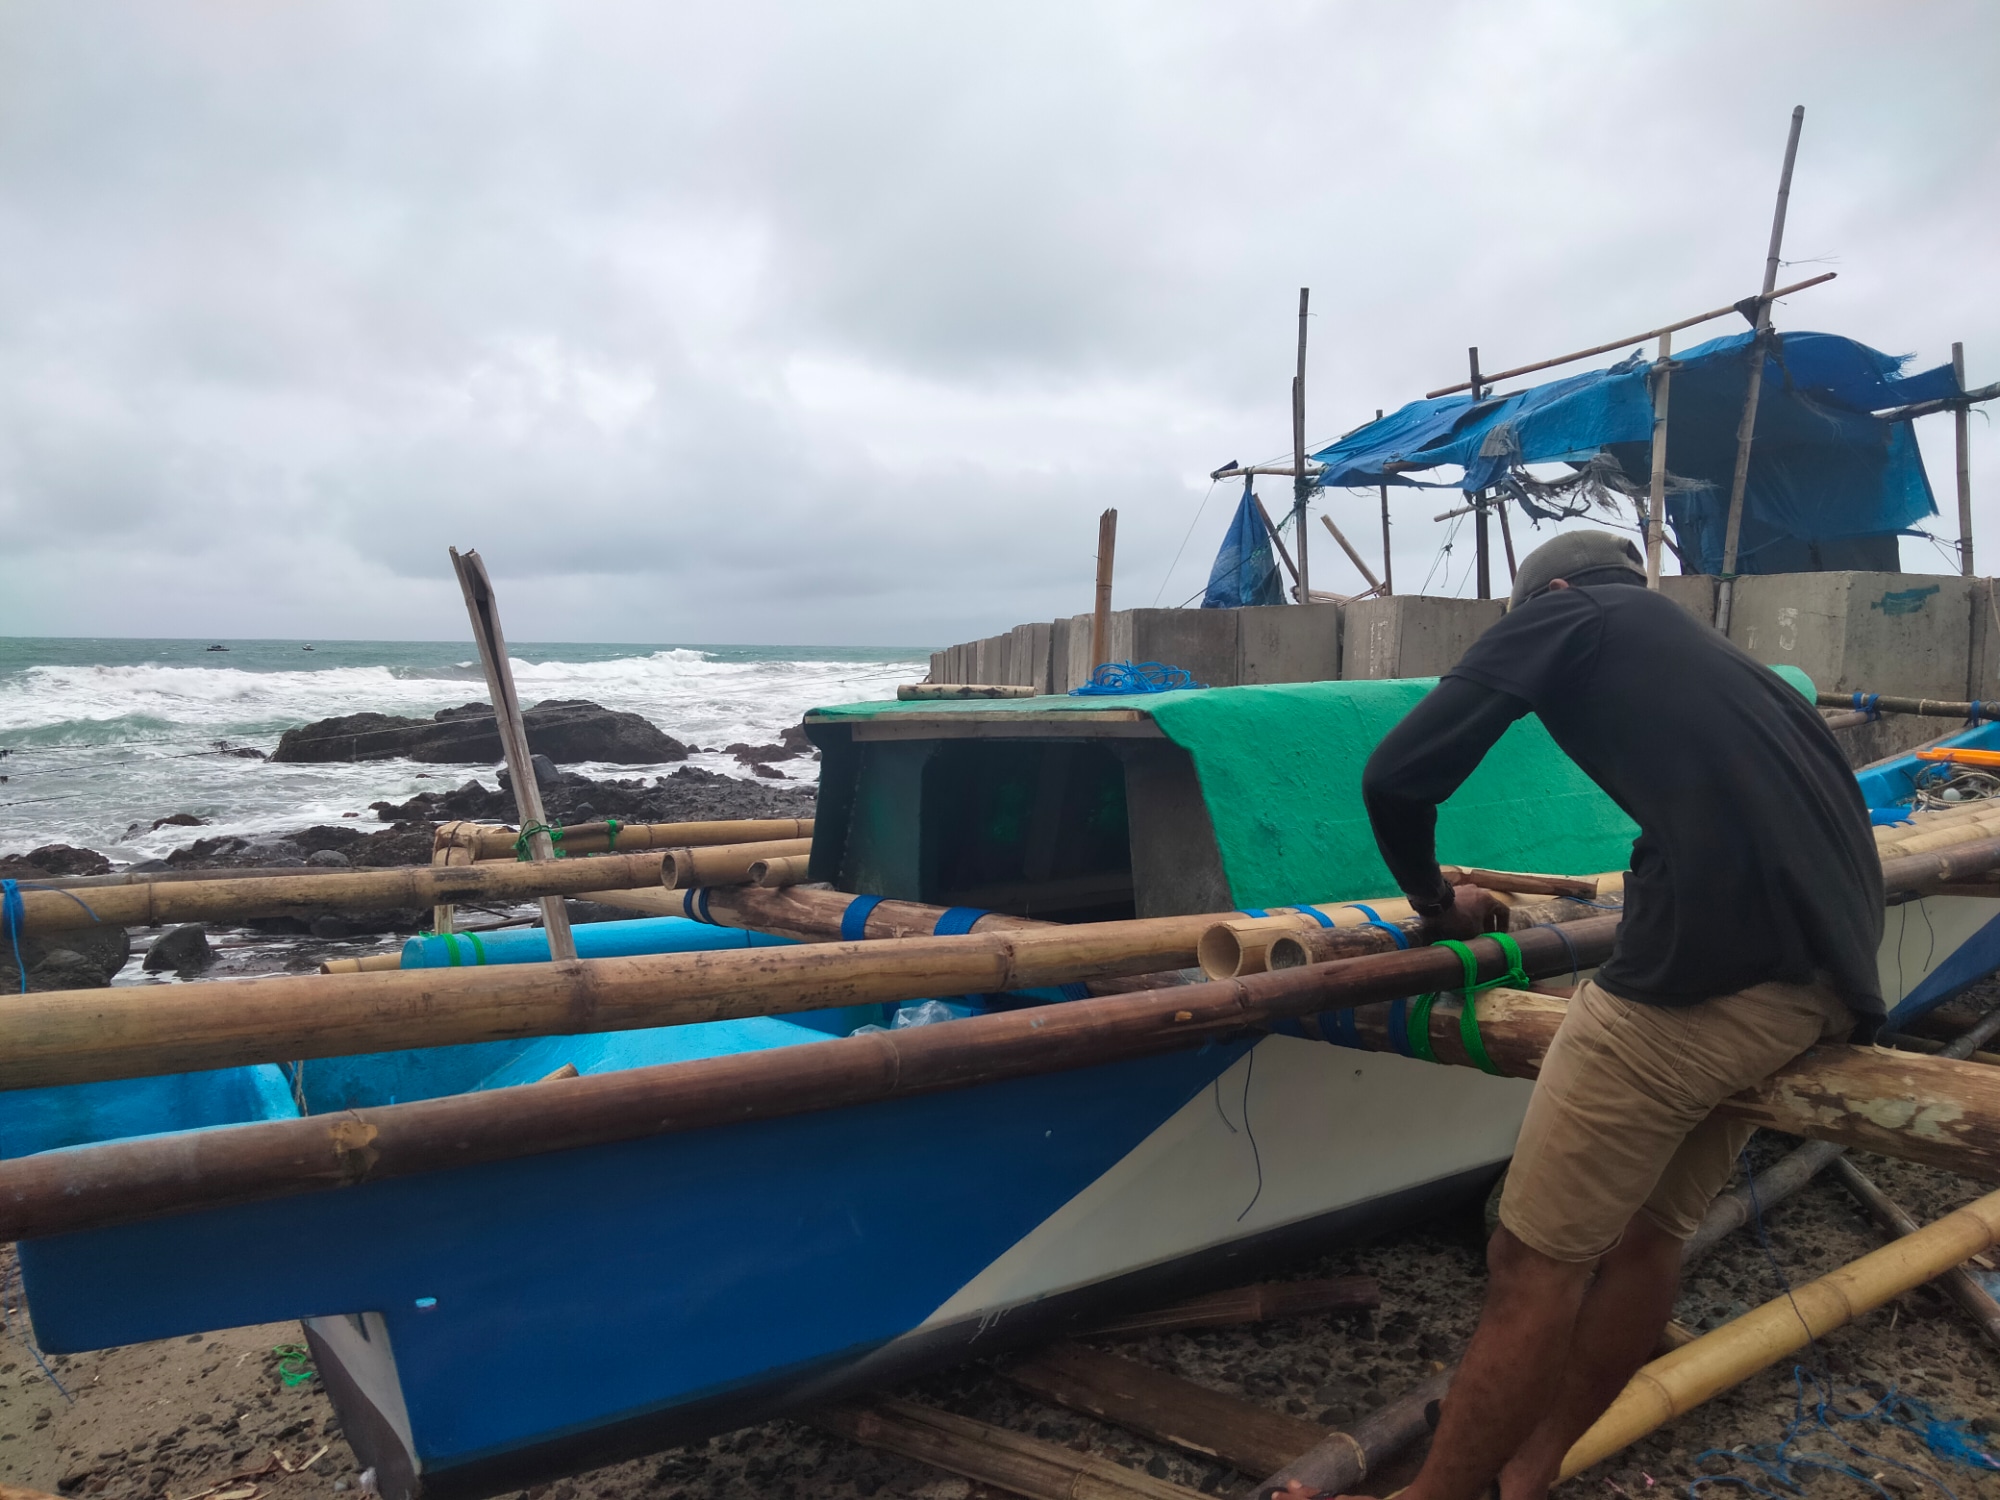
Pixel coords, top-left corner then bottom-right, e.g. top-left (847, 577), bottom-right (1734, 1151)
top-left (1715, 106), bottom-right (1805, 637)
top-left (1253, 491), bottom-right (1304, 589)
top-left (1818, 689), bottom-right (1999, 720)
top-left (8, 851), bottom-right (674, 936)
top-left (663, 838), bottom-right (814, 890)
top-left (1833, 1155), bottom-right (2000, 1353)
top-left (1319, 514), bottom-right (1383, 593)
top-left (657, 883), bottom-right (1049, 941)
top-left (1085, 1277), bottom-right (1379, 1337)
top-left (749, 854), bottom-right (812, 888)
top-left (317, 953), bottom-right (403, 976)
top-left (450, 548), bottom-right (576, 962)
top-left (466, 818), bottom-right (814, 862)
top-left (1557, 1185), bottom-right (2000, 1481)
top-left (1294, 287), bottom-right (1311, 603)
top-left (1645, 332), bottom-right (1673, 588)
top-left (1377, 409), bottom-right (1394, 595)
top-left (1496, 497), bottom-right (1517, 585)
top-left (815, 1397), bottom-right (1207, 1500)
top-left (1956, 342), bottom-right (1975, 576)
top-left (1421, 272), bottom-right (1836, 400)
top-left (1253, 1368), bottom-right (1455, 1500)
top-left (431, 820), bottom-right (479, 934)
top-left (0, 923), bottom-right (1616, 1241)
top-left (1092, 508), bottom-right (1118, 671)
top-left (1469, 347), bottom-right (1490, 601)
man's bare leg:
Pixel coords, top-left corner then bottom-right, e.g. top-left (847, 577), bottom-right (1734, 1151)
top-left (1496, 1213), bottom-right (1684, 1500)
top-left (1389, 1227), bottom-right (1593, 1500)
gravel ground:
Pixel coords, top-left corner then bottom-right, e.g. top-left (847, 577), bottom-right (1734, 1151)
top-left (4, 990), bottom-right (1998, 1500)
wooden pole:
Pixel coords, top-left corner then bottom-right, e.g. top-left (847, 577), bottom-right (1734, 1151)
top-left (9, 850), bottom-right (676, 937)
top-left (1955, 341), bottom-right (1975, 576)
top-left (1252, 491), bottom-right (1303, 588)
top-left (1294, 287), bottom-right (1311, 603)
top-left (1468, 347), bottom-right (1490, 600)
top-left (1715, 106), bottom-right (1805, 636)
top-left (1091, 508), bottom-right (1118, 670)
top-left (1376, 408), bottom-right (1394, 595)
top-left (1319, 515), bottom-right (1383, 593)
top-left (1833, 1155), bottom-right (2000, 1353)
top-left (449, 548), bottom-right (576, 961)
top-left (0, 923), bottom-right (1618, 1241)
top-left (1645, 331), bottom-right (1674, 587)
top-left (1496, 496), bottom-right (1517, 584)
top-left (1557, 1185), bottom-right (2000, 1481)
top-left (469, 817), bottom-right (813, 862)
top-left (1422, 272), bottom-right (1836, 400)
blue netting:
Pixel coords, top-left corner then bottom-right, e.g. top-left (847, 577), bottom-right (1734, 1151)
top-left (1069, 661), bottom-right (1204, 695)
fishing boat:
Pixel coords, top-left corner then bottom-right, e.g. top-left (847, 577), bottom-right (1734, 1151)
top-left (3, 674), bottom-right (1995, 1500)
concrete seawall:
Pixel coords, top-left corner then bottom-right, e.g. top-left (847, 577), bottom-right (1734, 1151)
top-left (928, 573), bottom-right (1995, 765)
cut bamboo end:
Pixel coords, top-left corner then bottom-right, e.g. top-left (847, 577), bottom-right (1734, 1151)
top-left (1196, 914), bottom-right (1324, 979)
top-left (663, 837), bottom-right (815, 891)
top-left (1559, 1186), bottom-right (2000, 1479)
top-left (749, 854), bottom-right (812, 888)
top-left (317, 953), bottom-right (403, 976)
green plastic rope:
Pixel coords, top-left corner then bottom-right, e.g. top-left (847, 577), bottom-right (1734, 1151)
top-left (1411, 932), bottom-right (1531, 1076)
top-left (603, 817), bottom-right (620, 851)
top-left (439, 930), bottom-right (488, 967)
top-left (514, 821), bottom-right (566, 861)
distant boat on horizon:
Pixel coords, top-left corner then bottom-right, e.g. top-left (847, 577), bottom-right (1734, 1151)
top-left (205, 644), bottom-right (228, 652)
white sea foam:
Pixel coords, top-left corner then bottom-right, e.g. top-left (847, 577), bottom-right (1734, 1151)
top-left (0, 645), bottom-right (923, 861)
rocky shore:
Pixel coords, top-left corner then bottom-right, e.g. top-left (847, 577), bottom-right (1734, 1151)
top-left (0, 699), bottom-right (819, 990)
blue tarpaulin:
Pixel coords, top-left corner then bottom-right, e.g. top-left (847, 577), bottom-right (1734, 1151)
top-left (1303, 329), bottom-right (1959, 575)
top-left (1202, 481), bottom-right (1285, 608)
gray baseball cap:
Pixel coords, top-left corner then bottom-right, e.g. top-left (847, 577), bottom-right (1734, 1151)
top-left (1509, 530), bottom-right (1645, 608)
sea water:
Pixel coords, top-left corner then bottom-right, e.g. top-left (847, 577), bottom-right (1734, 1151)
top-left (0, 638), bottom-right (925, 863)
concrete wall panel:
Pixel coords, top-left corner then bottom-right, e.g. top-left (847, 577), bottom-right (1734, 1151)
top-left (1124, 608), bottom-right (1242, 688)
top-left (1237, 603), bottom-right (1342, 683)
top-left (1657, 574), bottom-right (1718, 622)
top-left (1340, 597), bottom-right (1504, 680)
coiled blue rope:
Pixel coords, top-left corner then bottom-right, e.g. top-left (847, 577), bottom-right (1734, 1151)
top-left (1069, 661), bottom-right (1205, 696)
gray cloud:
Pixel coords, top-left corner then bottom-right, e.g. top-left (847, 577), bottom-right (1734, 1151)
top-left (0, 0), bottom-right (1993, 645)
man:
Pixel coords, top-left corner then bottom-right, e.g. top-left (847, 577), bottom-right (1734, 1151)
top-left (1352, 530), bottom-right (1882, 1500)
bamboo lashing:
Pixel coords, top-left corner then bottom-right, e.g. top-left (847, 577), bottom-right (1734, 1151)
top-left (7, 851), bottom-right (675, 936)
top-left (1557, 1185), bottom-right (2000, 1481)
top-left (1421, 272), bottom-right (1836, 400)
top-left (0, 922), bottom-right (1617, 1240)
top-left (663, 838), bottom-right (814, 890)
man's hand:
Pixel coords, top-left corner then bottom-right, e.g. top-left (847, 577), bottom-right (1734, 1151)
top-left (1417, 882), bottom-right (1510, 943)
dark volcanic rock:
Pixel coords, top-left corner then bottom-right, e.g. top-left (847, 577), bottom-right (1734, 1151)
top-left (373, 763), bottom-right (816, 827)
top-left (497, 753), bottom-right (563, 795)
top-left (143, 923), bottom-right (214, 975)
top-left (270, 699), bottom-right (689, 766)
top-left (0, 843), bottom-right (113, 878)
top-left (1, 923), bottom-right (131, 991)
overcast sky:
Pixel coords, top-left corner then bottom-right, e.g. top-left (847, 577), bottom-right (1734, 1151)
top-left (0, 1), bottom-right (1993, 647)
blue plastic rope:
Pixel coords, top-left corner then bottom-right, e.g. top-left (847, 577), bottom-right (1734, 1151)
top-left (932, 906), bottom-right (987, 937)
top-left (3, 879), bottom-right (23, 995)
top-left (1294, 906), bottom-right (1334, 928)
top-left (840, 894), bottom-right (885, 942)
top-left (1851, 691), bottom-right (1881, 720)
top-left (1238, 907), bottom-right (1268, 919)
top-left (1343, 902), bottom-right (1409, 949)
top-left (1069, 661), bottom-right (1205, 696)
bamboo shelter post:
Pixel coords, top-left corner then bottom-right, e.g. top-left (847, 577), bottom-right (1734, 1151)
top-left (1319, 515), bottom-right (1383, 595)
top-left (1293, 287), bottom-right (1311, 603)
top-left (1644, 330), bottom-right (1674, 587)
top-left (1376, 409), bottom-right (1393, 594)
top-left (449, 548), bottom-right (577, 962)
top-left (1091, 508), bottom-right (1118, 670)
top-left (1715, 105), bottom-right (1805, 636)
top-left (1468, 347), bottom-right (1490, 600)
top-left (1955, 341), bottom-right (1975, 575)
top-left (1496, 496), bottom-right (1517, 584)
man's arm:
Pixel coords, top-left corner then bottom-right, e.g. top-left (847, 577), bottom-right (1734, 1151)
top-left (1361, 676), bottom-right (1532, 916)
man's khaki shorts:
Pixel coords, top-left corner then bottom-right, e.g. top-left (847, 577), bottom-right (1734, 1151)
top-left (1497, 976), bottom-right (1852, 1263)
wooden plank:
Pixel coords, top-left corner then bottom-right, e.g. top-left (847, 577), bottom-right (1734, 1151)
top-left (1086, 1277), bottom-right (1380, 1336)
top-left (1002, 1343), bottom-right (1322, 1477)
top-left (814, 1396), bottom-right (1206, 1500)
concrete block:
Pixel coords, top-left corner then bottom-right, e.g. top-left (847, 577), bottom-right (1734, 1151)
top-left (971, 633), bottom-right (1012, 686)
top-left (1967, 579), bottom-right (2000, 704)
top-left (1009, 621), bottom-right (1054, 691)
top-left (1116, 608), bottom-right (1242, 688)
top-left (1339, 596), bottom-right (1505, 680)
top-left (1066, 612), bottom-right (1098, 691)
top-left (1728, 572), bottom-right (1974, 700)
top-left (1657, 574), bottom-right (1718, 623)
top-left (1048, 617), bottom-right (1074, 694)
top-left (1237, 603), bottom-right (1342, 684)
